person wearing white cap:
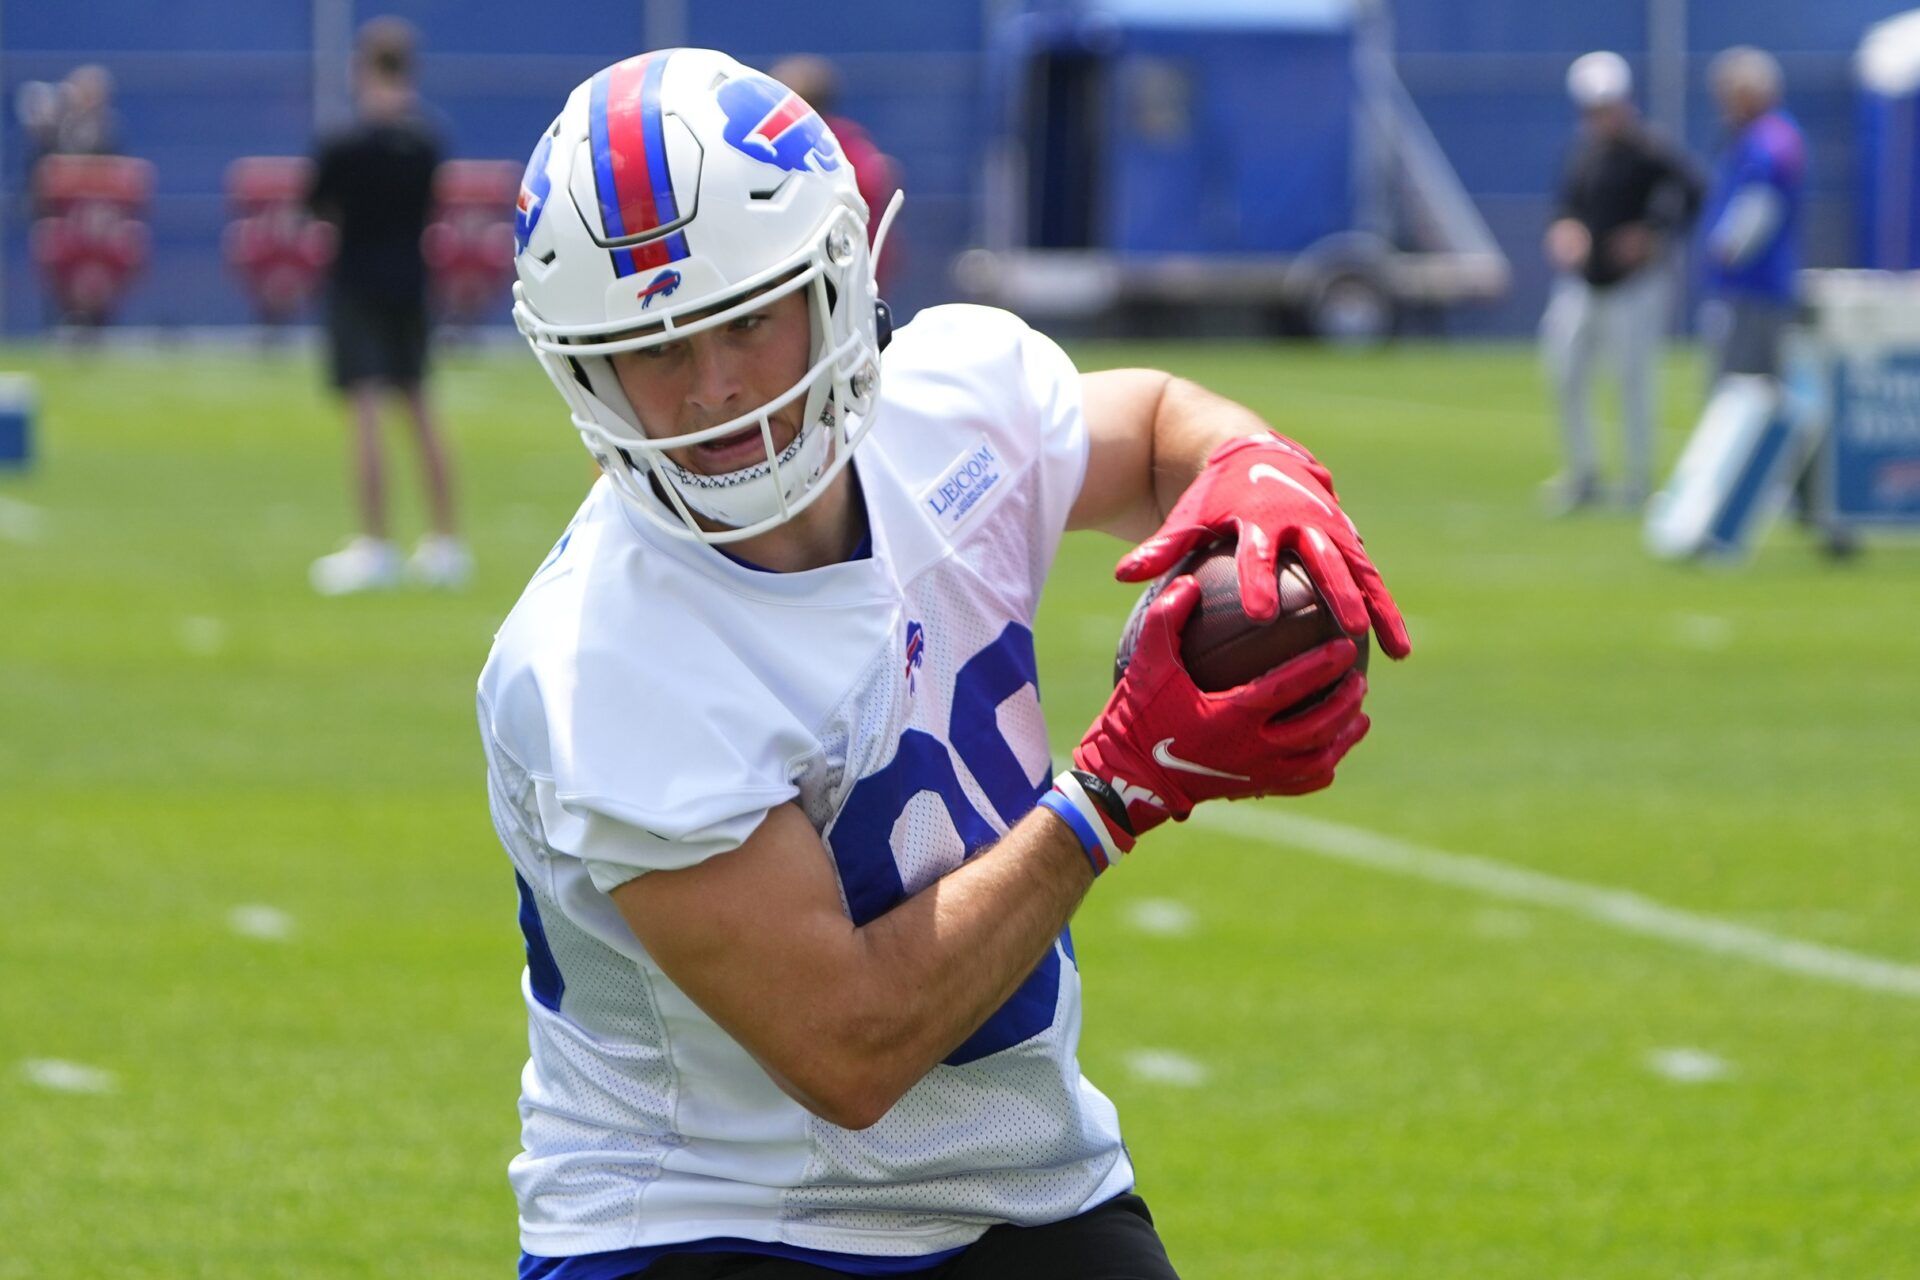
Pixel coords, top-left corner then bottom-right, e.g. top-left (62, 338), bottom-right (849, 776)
top-left (1540, 51), bottom-right (1703, 514)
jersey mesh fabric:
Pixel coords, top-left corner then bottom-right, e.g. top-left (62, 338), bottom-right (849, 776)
top-left (486, 725), bottom-right (683, 1233)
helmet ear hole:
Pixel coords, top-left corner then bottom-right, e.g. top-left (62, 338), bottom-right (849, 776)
top-left (874, 299), bottom-right (893, 352)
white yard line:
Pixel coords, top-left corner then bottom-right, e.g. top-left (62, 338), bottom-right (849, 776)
top-left (1122, 1049), bottom-right (1210, 1088)
top-left (21, 1059), bottom-right (116, 1094)
top-left (0, 496), bottom-right (44, 543)
top-left (1669, 612), bottom-right (1735, 652)
top-left (177, 615), bottom-right (228, 657)
top-left (1123, 898), bottom-right (1197, 938)
top-left (1190, 806), bottom-right (1920, 1000)
top-left (228, 903), bottom-right (296, 941)
top-left (1646, 1047), bottom-right (1731, 1083)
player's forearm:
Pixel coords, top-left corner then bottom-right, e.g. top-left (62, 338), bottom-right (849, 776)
top-left (1709, 185), bottom-right (1783, 265)
top-left (823, 807), bottom-right (1095, 1126)
top-left (613, 799), bottom-right (1097, 1132)
top-left (1147, 377), bottom-right (1282, 522)
top-left (1075, 369), bottom-right (1282, 540)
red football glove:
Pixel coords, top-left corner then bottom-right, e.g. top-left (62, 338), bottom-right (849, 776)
top-left (1074, 576), bottom-right (1370, 836)
top-left (1116, 433), bottom-right (1412, 659)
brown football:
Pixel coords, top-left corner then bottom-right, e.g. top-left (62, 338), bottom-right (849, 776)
top-left (1113, 541), bottom-right (1368, 702)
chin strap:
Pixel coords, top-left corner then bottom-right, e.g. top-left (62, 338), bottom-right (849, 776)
top-left (869, 189), bottom-right (904, 353)
top-left (870, 189), bottom-right (904, 280)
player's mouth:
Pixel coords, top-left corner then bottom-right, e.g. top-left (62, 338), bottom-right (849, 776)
top-left (689, 420), bottom-right (793, 472)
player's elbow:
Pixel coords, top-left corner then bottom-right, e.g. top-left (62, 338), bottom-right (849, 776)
top-left (773, 1017), bottom-right (922, 1130)
top-left (782, 1058), bottom-right (909, 1131)
top-left (810, 1084), bottom-right (897, 1132)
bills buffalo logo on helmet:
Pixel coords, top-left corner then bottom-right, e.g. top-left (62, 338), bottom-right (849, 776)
top-left (514, 131), bottom-right (555, 256)
top-left (717, 74), bottom-right (842, 174)
top-left (638, 269), bottom-right (682, 308)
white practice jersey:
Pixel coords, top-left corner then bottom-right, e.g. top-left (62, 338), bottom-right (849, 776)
top-left (477, 306), bottom-right (1132, 1262)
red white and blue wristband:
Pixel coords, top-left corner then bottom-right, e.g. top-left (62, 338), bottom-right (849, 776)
top-left (1038, 769), bottom-right (1137, 875)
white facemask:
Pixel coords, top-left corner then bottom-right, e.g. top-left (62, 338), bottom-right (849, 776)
top-left (651, 391), bottom-right (837, 530)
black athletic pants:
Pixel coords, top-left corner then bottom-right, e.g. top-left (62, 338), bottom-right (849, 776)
top-left (634, 1194), bottom-right (1180, 1279)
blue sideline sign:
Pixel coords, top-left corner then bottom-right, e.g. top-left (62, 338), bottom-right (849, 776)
top-left (0, 374), bottom-right (35, 470)
top-left (1826, 352), bottom-right (1920, 524)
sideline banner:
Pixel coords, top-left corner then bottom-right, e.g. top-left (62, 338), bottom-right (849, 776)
top-left (1824, 350), bottom-right (1920, 524)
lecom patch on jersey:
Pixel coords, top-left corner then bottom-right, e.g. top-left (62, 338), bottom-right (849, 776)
top-left (921, 439), bottom-right (1003, 533)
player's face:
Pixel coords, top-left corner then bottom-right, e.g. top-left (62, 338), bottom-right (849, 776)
top-left (1713, 82), bottom-right (1763, 128)
top-left (1583, 101), bottom-right (1630, 138)
top-left (610, 289), bottom-right (813, 477)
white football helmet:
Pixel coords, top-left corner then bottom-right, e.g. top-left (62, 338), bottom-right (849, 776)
top-left (511, 48), bottom-right (900, 543)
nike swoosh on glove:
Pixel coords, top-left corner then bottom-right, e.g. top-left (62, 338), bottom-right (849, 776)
top-left (1116, 432), bottom-right (1413, 659)
top-left (1074, 576), bottom-right (1370, 836)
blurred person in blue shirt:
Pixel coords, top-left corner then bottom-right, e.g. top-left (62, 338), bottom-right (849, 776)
top-left (1699, 47), bottom-right (1804, 381)
top-left (1696, 46), bottom-right (1848, 552)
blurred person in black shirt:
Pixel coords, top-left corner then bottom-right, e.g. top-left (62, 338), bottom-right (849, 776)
top-left (307, 16), bottom-right (469, 594)
top-left (1540, 51), bottom-right (1702, 515)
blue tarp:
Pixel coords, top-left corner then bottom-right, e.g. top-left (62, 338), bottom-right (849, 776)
top-left (1011, 15), bottom-right (1356, 256)
top-left (1108, 26), bottom-right (1353, 254)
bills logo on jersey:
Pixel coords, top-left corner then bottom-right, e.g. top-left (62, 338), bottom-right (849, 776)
top-left (904, 620), bottom-right (926, 693)
top-left (638, 269), bottom-right (682, 308)
top-left (514, 131), bottom-right (555, 256)
top-left (717, 74), bottom-right (842, 174)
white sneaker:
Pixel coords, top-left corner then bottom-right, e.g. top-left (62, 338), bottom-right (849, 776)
top-left (310, 537), bottom-right (402, 596)
top-left (408, 534), bottom-right (473, 590)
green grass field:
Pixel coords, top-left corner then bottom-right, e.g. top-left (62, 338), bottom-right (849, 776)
top-left (3, 337), bottom-right (1917, 1279)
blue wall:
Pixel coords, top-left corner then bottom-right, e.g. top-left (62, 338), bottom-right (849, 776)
top-left (2, 0), bottom-right (1916, 334)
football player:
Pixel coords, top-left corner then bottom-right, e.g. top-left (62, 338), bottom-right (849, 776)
top-left (481, 49), bottom-right (1410, 1280)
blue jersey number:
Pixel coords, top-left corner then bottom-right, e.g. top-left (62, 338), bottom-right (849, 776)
top-left (827, 621), bottom-right (1063, 1065)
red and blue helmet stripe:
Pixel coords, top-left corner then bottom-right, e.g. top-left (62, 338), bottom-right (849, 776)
top-left (588, 52), bottom-right (691, 277)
